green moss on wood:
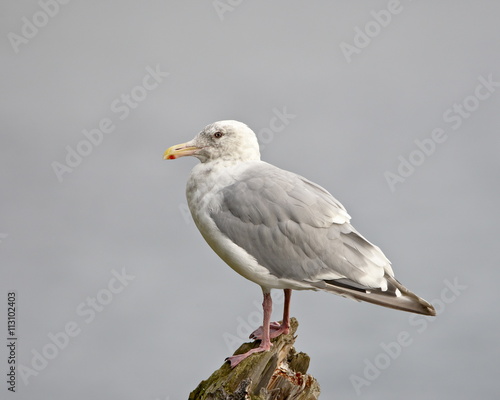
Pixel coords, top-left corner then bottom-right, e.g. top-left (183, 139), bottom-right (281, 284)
top-left (189, 318), bottom-right (320, 400)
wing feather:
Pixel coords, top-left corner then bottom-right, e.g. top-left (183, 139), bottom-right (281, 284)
top-left (210, 162), bottom-right (391, 288)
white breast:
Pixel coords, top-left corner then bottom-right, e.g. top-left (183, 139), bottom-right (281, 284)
top-left (185, 161), bottom-right (311, 291)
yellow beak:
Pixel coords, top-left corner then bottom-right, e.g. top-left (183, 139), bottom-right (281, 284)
top-left (163, 142), bottom-right (200, 160)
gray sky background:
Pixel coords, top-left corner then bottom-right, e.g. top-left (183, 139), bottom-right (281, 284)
top-left (1, 1), bottom-right (499, 399)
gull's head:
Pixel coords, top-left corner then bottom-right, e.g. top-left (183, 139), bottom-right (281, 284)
top-left (164, 120), bottom-right (261, 163)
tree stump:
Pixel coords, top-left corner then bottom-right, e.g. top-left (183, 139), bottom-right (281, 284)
top-left (189, 318), bottom-right (320, 400)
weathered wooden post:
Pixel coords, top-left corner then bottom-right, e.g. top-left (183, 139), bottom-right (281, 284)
top-left (189, 318), bottom-right (320, 399)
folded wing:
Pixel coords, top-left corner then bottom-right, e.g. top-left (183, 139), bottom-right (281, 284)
top-left (210, 162), bottom-right (435, 316)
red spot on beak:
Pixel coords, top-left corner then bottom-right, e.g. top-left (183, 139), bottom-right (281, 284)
top-left (167, 155), bottom-right (176, 160)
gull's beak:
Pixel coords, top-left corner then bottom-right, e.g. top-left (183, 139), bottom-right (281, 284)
top-left (163, 141), bottom-right (200, 160)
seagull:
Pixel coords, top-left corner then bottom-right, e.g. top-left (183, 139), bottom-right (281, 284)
top-left (164, 120), bottom-right (436, 367)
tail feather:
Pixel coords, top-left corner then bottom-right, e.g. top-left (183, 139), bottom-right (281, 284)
top-left (309, 274), bottom-right (436, 316)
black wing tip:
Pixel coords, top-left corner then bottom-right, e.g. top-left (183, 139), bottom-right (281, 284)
top-left (388, 276), bottom-right (437, 316)
top-left (318, 277), bottom-right (438, 316)
top-left (417, 298), bottom-right (437, 316)
top-left (424, 304), bottom-right (437, 316)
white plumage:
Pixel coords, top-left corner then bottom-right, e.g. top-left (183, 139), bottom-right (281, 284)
top-left (164, 120), bottom-right (435, 367)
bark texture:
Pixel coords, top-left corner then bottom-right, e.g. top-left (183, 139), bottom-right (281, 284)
top-left (189, 318), bottom-right (320, 400)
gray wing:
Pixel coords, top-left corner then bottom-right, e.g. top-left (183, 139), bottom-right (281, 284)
top-left (210, 162), bottom-right (435, 316)
top-left (210, 162), bottom-right (392, 288)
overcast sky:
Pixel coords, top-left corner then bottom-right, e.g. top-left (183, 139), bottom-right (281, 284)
top-left (1, 1), bottom-right (500, 399)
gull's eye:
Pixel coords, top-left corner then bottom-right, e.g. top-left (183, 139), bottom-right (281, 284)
top-left (214, 131), bottom-right (224, 139)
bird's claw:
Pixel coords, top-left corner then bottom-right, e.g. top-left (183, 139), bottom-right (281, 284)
top-left (249, 321), bottom-right (289, 340)
top-left (225, 342), bottom-right (272, 368)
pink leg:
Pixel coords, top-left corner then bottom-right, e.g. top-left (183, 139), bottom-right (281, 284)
top-left (250, 289), bottom-right (291, 341)
top-left (226, 291), bottom-right (273, 368)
